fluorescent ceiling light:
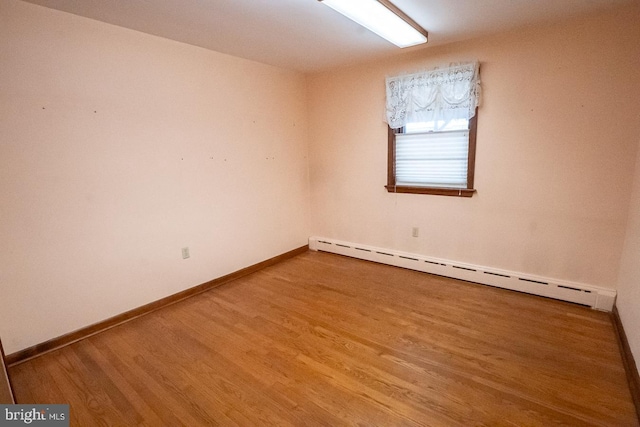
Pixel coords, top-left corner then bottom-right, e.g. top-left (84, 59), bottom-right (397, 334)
top-left (319, 0), bottom-right (428, 48)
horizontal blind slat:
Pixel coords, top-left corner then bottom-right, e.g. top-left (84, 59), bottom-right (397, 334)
top-left (396, 130), bottom-right (468, 188)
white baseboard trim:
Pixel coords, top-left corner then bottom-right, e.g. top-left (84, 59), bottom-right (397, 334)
top-left (309, 236), bottom-right (616, 311)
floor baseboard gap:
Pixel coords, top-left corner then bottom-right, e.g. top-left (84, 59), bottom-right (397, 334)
top-left (309, 237), bottom-right (615, 311)
top-left (6, 245), bottom-right (308, 366)
top-left (611, 305), bottom-right (640, 423)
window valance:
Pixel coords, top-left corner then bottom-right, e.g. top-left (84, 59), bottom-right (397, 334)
top-left (385, 61), bottom-right (481, 129)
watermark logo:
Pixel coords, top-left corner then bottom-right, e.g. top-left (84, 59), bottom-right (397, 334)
top-left (0, 405), bottom-right (68, 426)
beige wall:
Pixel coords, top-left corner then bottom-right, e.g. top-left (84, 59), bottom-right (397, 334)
top-left (308, 5), bottom-right (640, 291)
top-left (617, 135), bottom-right (640, 368)
top-left (0, 0), bottom-right (310, 354)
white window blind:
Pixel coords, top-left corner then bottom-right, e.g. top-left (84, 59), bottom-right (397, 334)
top-left (395, 129), bottom-right (469, 188)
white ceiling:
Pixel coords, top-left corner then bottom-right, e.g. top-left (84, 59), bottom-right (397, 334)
top-left (21, 0), bottom-right (636, 73)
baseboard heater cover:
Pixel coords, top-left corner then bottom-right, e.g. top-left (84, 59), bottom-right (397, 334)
top-left (309, 237), bottom-right (615, 311)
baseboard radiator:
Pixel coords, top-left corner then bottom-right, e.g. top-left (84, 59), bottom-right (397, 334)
top-left (309, 237), bottom-right (616, 311)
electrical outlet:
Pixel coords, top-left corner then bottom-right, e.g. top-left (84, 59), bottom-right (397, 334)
top-left (181, 247), bottom-right (190, 259)
top-left (412, 227), bottom-right (419, 237)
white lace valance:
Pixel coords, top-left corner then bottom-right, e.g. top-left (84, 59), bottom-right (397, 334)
top-left (385, 62), bottom-right (481, 129)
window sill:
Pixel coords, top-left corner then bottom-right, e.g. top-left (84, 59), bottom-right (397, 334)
top-left (385, 185), bottom-right (476, 197)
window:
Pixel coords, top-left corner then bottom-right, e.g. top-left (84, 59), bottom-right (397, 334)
top-left (386, 111), bottom-right (477, 197)
top-left (384, 62), bottom-right (480, 197)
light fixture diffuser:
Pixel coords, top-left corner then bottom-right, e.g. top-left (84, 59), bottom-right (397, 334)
top-left (319, 0), bottom-right (427, 48)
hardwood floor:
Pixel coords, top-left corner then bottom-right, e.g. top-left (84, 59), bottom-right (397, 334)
top-left (9, 251), bottom-right (639, 426)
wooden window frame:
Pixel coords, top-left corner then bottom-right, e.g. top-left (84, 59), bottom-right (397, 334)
top-left (385, 109), bottom-right (478, 197)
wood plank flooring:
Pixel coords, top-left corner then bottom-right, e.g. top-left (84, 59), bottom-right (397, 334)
top-left (8, 251), bottom-right (639, 426)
